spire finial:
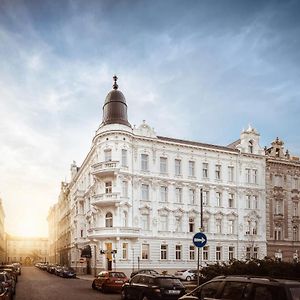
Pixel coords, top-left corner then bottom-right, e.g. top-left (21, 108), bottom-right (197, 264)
top-left (113, 75), bottom-right (118, 90)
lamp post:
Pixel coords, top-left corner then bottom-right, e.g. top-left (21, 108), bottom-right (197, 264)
top-left (197, 188), bottom-right (203, 286)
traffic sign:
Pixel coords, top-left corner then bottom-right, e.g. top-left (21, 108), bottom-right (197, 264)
top-left (193, 232), bottom-right (207, 248)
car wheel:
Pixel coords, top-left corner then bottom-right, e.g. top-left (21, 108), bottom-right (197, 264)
top-left (92, 281), bottom-right (97, 290)
top-left (186, 276), bottom-right (191, 281)
top-left (121, 289), bottom-right (128, 300)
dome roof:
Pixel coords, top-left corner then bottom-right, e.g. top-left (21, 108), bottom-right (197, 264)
top-left (102, 76), bottom-right (131, 127)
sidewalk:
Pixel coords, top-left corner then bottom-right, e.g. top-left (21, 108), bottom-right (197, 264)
top-left (76, 274), bottom-right (95, 281)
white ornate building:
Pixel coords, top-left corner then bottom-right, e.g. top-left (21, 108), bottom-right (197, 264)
top-left (68, 76), bottom-right (267, 275)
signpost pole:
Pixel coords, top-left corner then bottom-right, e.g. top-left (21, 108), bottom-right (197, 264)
top-left (197, 188), bottom-right (204, 286)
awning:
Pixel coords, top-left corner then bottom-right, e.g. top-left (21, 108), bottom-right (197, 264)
top-left (81, 245), bottom-right (92, 258)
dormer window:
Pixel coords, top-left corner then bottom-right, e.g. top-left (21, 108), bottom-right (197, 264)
top-left (248, 140), bottom-right (253, 154)
top-left (275, 148), bottom-right (280, 157)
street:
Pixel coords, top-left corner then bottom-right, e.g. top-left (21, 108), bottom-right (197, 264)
top-left (15, 267), bottom-right (120, 300)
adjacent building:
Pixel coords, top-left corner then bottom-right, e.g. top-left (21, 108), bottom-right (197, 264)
top-left (265, 138), bottom-right (300, 261)
top-left (47, 182), bottom-right (71, 265)
top-left (66, 77), bottom-right (267, 275)
top-left (6, 235), bottom-right (48, 265)
top-left (0, 199), bottom-right (5, 263)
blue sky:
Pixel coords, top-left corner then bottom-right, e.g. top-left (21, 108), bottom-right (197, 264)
top-left (0, 0), bottom-right (299, 236)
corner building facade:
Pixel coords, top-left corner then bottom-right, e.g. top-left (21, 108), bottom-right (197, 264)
top-left (70, 78), bottom-right (267, 275)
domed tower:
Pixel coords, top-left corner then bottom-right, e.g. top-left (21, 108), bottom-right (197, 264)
top-left (101, 75), bottom-right (131, 127)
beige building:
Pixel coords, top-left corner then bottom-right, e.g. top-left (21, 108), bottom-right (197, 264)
top-left (266, 138), bottom-right (300, 261)
top-left (6, 235), bottom-right (48, 265)
top-left (47, 182), bottom-right (72, 266)
top-left (0, 199), bottom-right (5, 263)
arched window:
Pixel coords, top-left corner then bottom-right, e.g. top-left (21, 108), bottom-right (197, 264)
top-left (274, 224), bottom-right (282, 240)
top-left (105, 212), bottom-right (113, 227)
top-left (248, 140), bottom-right (253, 154)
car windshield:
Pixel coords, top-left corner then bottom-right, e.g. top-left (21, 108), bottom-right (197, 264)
top-left (156, 278), bottom-right (183, 287)
top-left (290, 287), bottom-right (300, 300)
top-left (109, 272), bottom-right (126, 278)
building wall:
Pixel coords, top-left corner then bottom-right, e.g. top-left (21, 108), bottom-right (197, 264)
top-left (266, 138), bottom-right (300, 261)
top-left (6, 236), bottom-right (48, 265)
top-left (0, 199), bottom-right (6, 263)
top-left (69, 122), bottom-right (266, 275)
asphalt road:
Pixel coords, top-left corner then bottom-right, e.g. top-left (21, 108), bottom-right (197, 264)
top-left (15, 266), bottom-right (120, 300)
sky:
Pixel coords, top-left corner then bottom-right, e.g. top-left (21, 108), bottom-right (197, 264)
top-left (0, 0), bottom-right (299, 237)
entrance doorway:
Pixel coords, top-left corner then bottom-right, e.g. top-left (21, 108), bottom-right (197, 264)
top-left (105, 242), bottom-right (112, 271)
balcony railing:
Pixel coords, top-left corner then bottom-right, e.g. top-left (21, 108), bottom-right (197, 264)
top-left (87, 226), bottom-right (140, 239)
top-left (91, 161), bottom-right (119, 177)
top-left (91, 192), bottom-right (121, 207)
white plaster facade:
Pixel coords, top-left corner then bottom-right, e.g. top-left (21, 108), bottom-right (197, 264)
top-left (69, 101), bottom-right (267, 275)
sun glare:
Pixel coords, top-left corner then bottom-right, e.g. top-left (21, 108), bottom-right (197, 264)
top-left (14, 217), bottom-right (42, 237)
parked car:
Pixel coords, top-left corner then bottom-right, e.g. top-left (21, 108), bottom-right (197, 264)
top-left (0, 270), bottom-right (16, 295)
top-left (0, 266), bottom-right (18, 283)
top-left (0, 286), bottom-right (10, 300)
top-left (130, 269), bottom-right (159, 278)
top-left (54, 265), bottom-right (63, 276)
top-left (47, 264), bottom-right (57, 274)
top-left (92, 271), bottom-right (128, 293)
top-left (174, 269), bottom-right (197, 281)
top-left (178, 275), bottom-right (300, 300)
top-left (121, 274), bottom-right (185, 300)
top-left (59, 267), bottom-right (76, 278)
top-left (12, 263), bottom-right (21, 276)
top-left (0, 272), bottom-right (13, 300)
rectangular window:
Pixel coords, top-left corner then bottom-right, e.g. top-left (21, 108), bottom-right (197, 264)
top-left (160, 157), bottom-right (167, 174)
top-left (141, 184), bottom-right (149, 201)
top-left (189, 161), bottom-right (195, 177)
top-left (293, 202), bottom-right (299, 217)
top-left (141, 154), bottom-right (149, 171)
top-left (122, 181), bottom-right (128, 197)
top-left (202, 163), bottom-right (209, 179)
top-left (253, 247), bottom-right (258, 259)
top-left (142, 244), bottom-right (149, 260)
top-left (228, 193), bottom-right (234, 208)
top-left (203, 246), bottom-right (209, 260)
top-left (292, 177), bottom-right (299, 190)
top-left (104, 149), bottom-right (112, 162)
top-left (246, 247), bottom-right (251, 260)
top-left (189, 189), bottom-right (196, 205)
top-left (216, 219), bottom-right (221, 234)
top-left (160, 186), bottom-right (168, 202)
top-left (175, 159), bottom-right (181, 176)
top-left (122, 243), bottom-right (128, 259)
top-left (216, 246), bottom-right (222, 261)
top-left (189, 245), bottom-right (195, 260)
top-left (253, 195), bottom-right (258, 209)
top-left (246, 168), bottom-right (251, 183)
top-left (175, 187), bottom-right (182, 203)
top-left (141, 214), bottom-right (149, 230)
top-left (246, 221), bottom-right (251, 235)
top-left (175, 216), bottom-right (182, 232)
top-left (275, 199), bottom-right (283, 215)
top-left (252, 169), bottom-right (258, 184)
top-left (215, 165), bottom-right (221, 180)
top-left (160, 215), bottom-right (168, 231)
top-left (246, 195), bottom-right (251, 209)
top-left (202, 190), bottom-right (209, 206)
top-left (161, 245), bottom-right (168, 260)
top-left (105, 181), bottom-right (112, 194)
top-left (203, 219), bottom-right (208, 232)
top-left (228, 220), bottom-right (234, 234)
top-left (175, 245), bottom-right (182, 260)
top-left (121, 149), bottom-right (128, 167)
top-left (229, 246), bottom-right (234, 260)
top-left (189, 218), bottom-right (195, 233)
top-left (216, 192), bottom-right (222, 207)
top-left (228, 166), bottom-right (234, 182)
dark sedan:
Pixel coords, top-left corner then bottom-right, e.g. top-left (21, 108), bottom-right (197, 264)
top-left (121, 274), bottom-right (185, 300)
top-left (59, 267), bottom-right (76, 278)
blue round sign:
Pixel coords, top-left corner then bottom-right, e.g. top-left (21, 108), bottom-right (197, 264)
top-left (193, 232), bottom-right (207, 248)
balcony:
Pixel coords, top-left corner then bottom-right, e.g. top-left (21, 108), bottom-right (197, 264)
top-left (87, 227), bottom-right (140, 239)
top-left (292, 215), bottom-right (300, 223)
top-left (91, 192), bottom-right (121, 207)
top-left (273, 213), bottom-right (284, 221)
top-left (74, 189), bottom-right (85, 202)
top-left (91, 161), bottom-right (119, 178)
